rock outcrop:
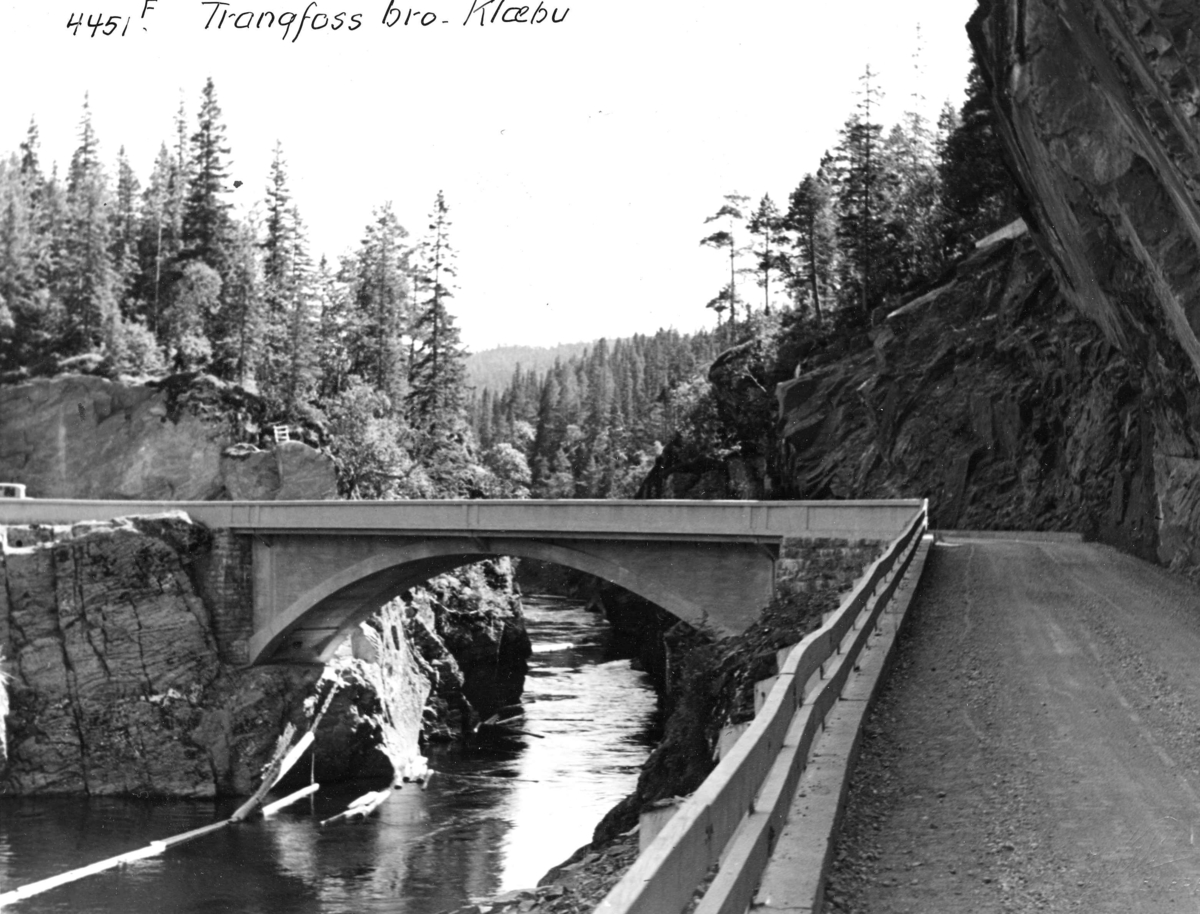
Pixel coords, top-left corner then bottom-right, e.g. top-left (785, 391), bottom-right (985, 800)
top-left (0, 514), bottom-right (321, 796)
top-left (774, 228), bottom-right (1200, 566)
top-left (408, 560), bottom-right (530, 735)
top-left (0, 373), bottom-right (531, 796)
top-left (0, 374), bottom-right (336, 500)
top-left (0, 513), bottom-right (531, 795)
top-left (970, 0), bottom-right (1200, 385)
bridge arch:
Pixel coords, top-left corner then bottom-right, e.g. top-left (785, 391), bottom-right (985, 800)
top-left (250, 536), bottom-right (714, 665)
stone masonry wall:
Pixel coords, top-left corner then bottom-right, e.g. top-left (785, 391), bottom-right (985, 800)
top-left (193, 529), bottom-right (254, 665)
top-left (775, 537), bottom-right (886, 602)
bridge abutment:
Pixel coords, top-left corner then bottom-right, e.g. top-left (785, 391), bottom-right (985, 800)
top-left (774, 537), bottom-right (885, 602)
top-left (193, 529), bottom-right (254, 665)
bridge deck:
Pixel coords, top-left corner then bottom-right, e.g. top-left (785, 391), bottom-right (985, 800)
top-left (0, 498), bottom-right (923, 541)
top-left (822, 534), bottom-right (1200, 912)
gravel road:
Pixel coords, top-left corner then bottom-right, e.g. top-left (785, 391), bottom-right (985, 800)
top-left (825, 535), bottom-right (1200, 913)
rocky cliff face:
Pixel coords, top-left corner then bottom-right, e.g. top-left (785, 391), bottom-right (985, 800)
top-left (409, 560), bottom-right (530, 734)
top-left (754, 0), bottom-right (1200, 575)
top-left (0, 514), bottom-right (321, 796)
top-left (0, 513), bottom-right (530, 795)
top-left (773, 227), bottom-right (1200, 568)
top-left (970, 0), bottom-right (1200, 384)
top-left (0, 374), bottom-right (336, 500)
top-left (0, 374), bottom-right (529, 795)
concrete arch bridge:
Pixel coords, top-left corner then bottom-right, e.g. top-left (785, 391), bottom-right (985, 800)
top-left (0, 499), bottom-right (922, 665)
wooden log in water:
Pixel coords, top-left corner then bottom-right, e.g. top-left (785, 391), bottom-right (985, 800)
top-left (152, 820), bottom-right (231, 849)
top-left (318, 788), bottom-right (392, 827)
top-left (230, 723), bottom-right (298, 823)
top-left (262, 783), bottom-right (321, 817)
top-left (271, 731), bottom-right (315, 788)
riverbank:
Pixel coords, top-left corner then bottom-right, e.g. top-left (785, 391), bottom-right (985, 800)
top-left (0, 595), bottom-right (655, 913)
top-left (441, 541), bottom-right (883, 914)
top-left (0, 513), bottom-right (529, 797)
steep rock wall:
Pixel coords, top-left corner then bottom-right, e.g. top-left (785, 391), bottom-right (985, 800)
top-left (0, 374), bottom-right (336, 500)
top-left (0, 514), bottom-right (320, 796)
top-left (774, 230), bottom-right (1200, 567)
top-left (969, 0), bottom-right (1200, 382)
top-left (0, 375), bottom-right (529, 795)
top-left (0, 514), bottom-right (530, 795)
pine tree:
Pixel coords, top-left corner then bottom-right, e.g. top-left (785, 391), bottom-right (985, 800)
top-left (746, 193), bottom-right (788, 314)
top-left (700, 193), bottom-right (750, 328)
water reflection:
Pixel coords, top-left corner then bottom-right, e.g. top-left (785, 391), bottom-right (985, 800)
top-left (0, 597), bottom-right (656, 913)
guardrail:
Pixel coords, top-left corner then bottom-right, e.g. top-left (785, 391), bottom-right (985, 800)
top-left (596, 501), bottom-right (928, 914)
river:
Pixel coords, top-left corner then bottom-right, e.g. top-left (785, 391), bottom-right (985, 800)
top-left (0, 596), bottom-right (658, 913)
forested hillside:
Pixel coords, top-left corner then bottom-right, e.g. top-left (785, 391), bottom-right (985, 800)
top-left (1, 49), bottom-right (1011, 504)
top-left (469, 329), bottom-right (727, 498)
top-left (0, 80), bottom-right (481, 497)
top-left (472, 55), bottom-right (1017, 500)
top-left (465, 343), bottom-right (592, 393)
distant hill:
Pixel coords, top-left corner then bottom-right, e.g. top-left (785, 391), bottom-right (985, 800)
top-left (466, 342), bottom-right (595, 393)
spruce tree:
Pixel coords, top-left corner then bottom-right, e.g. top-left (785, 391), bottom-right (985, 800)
top-left (784, 160), bottom-right (837, 321)
top-left (137, 142), bottom-right (186, 338)
top-left (110, 146), bottom-right (141, 311)
top-left (346, 203), bottom-right (410, 404)
top-left (408, 191), bottom-right (470, 482)
top-left (0, 157), bottom-right (49, 370)
top-left (61, 95), bottom-right (118, 356)
top-left (315, 256), bottom-right (352, 401)
top-left (182, 78), bottom-right (233, 274)
top-left (210, 220), bottom-right (262, 385)
top-left (832, 66), bottom-right (892, 317)
top-left (939, 58), bottom-right (1019, 254)
top-left (280, 204), bottom-right (320, 414)
top-left (259, 143), bottom-right (318, 413)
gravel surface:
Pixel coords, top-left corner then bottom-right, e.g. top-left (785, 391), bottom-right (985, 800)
top-left (826, 536), bottom-right (1200, 912)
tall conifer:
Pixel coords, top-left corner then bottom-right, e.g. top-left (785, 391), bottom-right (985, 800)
top-left (62, 95), bottom-right (117, 355)
top-left (408, 191), bottom-right (470, 480)
top-left (182, 78), bottom-right (233, 273)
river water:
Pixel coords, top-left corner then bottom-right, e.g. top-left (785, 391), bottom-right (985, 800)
top-left (0, 596), bottom-right (658, 913)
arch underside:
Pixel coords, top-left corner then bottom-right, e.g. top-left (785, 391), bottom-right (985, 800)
top-left (251, 536), bottom-right (729, 665)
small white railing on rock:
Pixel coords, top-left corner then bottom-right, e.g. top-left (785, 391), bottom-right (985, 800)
top-left (596, 501), bottom-right (928, 914)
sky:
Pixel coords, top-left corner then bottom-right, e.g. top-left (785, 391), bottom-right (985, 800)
top-left (0, 0), bottom-right (980, 352)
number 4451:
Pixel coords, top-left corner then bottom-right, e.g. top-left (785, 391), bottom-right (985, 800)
top-left (66, 13), bottom-right (131, 36)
